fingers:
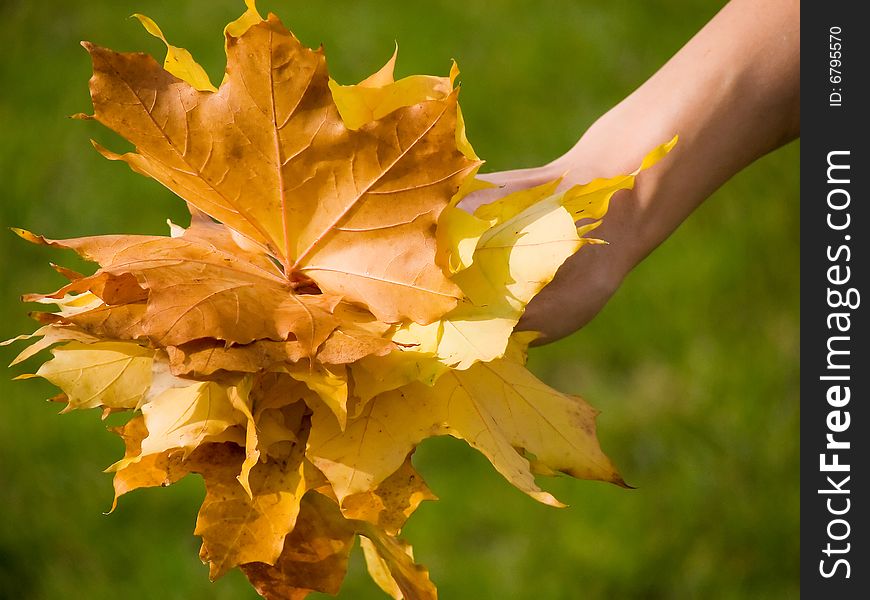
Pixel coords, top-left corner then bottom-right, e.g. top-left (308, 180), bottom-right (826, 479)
top-left (457, 167), bottom-right (556, 213)
top-left (516, 244), bottom-right (624, 343)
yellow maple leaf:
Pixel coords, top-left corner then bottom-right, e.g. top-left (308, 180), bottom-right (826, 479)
top-left (358, 523), bottom-right (437, 600)
top-left (341, 456), bottom-right (437, 536)
top-left (107, 416), bottom-right (191, 511)
top-left (307, 336), bottom-right (623, 507)
top-left (139, 378), bottom-right (246, 458)
top-left (33, 340), bottom-right (154, 412)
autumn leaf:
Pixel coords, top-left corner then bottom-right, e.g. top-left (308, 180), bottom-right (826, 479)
top-left (132, 13), bottom-right (217, 92)
top-left (108, 416), bottom-right (191, 511)
top-left (34, 341), bottom-right (154, 412)
top-left (84, 12), bottom-right (478, 324)
top-left (194, 443), bottom-right (312, 580)
top-left (17, 228), bottom-right (343, 350)
top-left (359, 526), bottom-right (437, 600)
top-left (139, 377), bottom-right (247, 459)
top-left (241, 491), bottom-right (358, 600)
top-left (242, 490), bottom-right (436, 600)
top-left (341, 455), bottom-right (437, 535)
top-left (307, 335), bottom-right (623, 507)
top-left (6, 2), bottom-right (677, 598)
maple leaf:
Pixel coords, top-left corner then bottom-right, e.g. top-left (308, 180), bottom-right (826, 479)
top-left (307, 335), bottom-right (624, 507)
top-left (107, 416), bottom-right (191, 511)
top-left (16, 226), bottom-right (343, 349)
top-left (82, 11), bottom-right (478, 324)
top-left (6, 2), bottom-right (678, 598)
top-left (26, 340), bottom-right (153, 412)
top-left (194, 444), bottom-right (312, 580)
top-left (241, 492), bottom-right (358, 600)
top-left (341, 456), bottom-right (437, 536)
top-left (359, 526), bottom-right (437, 600)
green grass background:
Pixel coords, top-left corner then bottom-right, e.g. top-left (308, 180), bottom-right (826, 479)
top-left (0, 1), bottom-right (799, 598)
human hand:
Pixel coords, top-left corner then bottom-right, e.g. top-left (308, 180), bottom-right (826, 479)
top-left (459, 158), bottom-right (648, 344)
top-left (460, 0), bottom-right (799, 344)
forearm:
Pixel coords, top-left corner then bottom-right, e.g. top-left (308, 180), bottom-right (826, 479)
top-left (510, 0), bottom-right (799, 341)
top-left (553, 0), bottom-right (800, 275)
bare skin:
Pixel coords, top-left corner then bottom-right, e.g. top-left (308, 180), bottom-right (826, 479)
top-left (461, 0), bottom-right (800, 343)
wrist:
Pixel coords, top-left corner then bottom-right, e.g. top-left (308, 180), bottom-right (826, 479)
top-left (550, 135), bottom-right (671, 277)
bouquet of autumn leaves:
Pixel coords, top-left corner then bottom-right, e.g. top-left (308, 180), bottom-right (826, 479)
top-left (6, 2), bottom-right (674, 598)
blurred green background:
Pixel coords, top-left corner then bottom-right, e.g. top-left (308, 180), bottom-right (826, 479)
top-left (0, 1), bottom-right (798, 598)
